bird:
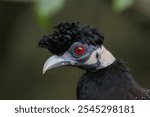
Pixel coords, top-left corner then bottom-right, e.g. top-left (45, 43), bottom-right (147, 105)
top-left (38, 22), bottom-right (150, 100)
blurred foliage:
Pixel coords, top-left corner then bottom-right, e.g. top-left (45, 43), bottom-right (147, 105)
top-left (0, 0), bottom-right (150, 99)
top-left (1, 0), bottom-right (136, 29)
top-left (112, 0), bottom-right (135, 13)
top-left (35, 0), bottom-right (66, 29)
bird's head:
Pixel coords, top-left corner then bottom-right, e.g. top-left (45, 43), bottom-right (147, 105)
top-left (39, 22), bottom-right (116, 74)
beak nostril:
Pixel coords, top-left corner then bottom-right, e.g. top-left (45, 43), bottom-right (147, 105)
top-left (96, 53), bottom-right (99, 59)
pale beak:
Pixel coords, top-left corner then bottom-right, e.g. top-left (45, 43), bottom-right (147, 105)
top-left (43, 55), bottom-right (71, 74)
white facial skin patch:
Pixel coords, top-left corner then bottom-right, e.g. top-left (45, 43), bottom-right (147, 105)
top-left (85, 46), bottom-right (116, 69)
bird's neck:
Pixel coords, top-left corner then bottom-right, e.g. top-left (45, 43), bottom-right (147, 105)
top-left (77, 60), bottom-right (145, 99)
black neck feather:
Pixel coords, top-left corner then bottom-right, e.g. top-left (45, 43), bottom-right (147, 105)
top-left (77, 60), bottom-right (149, 100)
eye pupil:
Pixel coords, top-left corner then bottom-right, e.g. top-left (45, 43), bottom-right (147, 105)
top-left (75, 46), bottom-right (84, 55)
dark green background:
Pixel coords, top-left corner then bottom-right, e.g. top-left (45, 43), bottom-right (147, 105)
top-left (0, 0), bottom-right (150, 99)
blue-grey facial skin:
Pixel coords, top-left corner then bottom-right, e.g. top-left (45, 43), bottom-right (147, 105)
top-left (42, 42), bottom-right (102, 74)
top-left (43, 40), bottom-right (116, 73)
top-left (61, 42), bottom-right (100, 69)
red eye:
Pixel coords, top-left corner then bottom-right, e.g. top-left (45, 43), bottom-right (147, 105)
top-left (75, 46), bottom-right (85, 55)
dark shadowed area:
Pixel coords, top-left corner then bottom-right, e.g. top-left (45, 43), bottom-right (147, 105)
top-left (0, 0), bottom-right (150, 99)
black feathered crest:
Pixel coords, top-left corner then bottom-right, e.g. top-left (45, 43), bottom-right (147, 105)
top-left (38, 22), bottom-right (104, 55)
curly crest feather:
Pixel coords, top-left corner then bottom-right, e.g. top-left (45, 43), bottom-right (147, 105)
top-left (38, 22), bottom-right (104, 55)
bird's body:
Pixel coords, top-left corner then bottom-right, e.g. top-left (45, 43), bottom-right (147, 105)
top-left (77, 59), bottom-right (150, 99)
top-left (39, 22), bottom-right (150, 100)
